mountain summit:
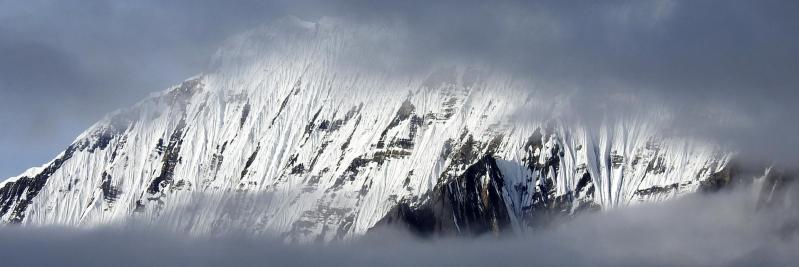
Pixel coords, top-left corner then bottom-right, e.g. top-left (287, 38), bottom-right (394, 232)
top-left (0, 18), bottom-right (736, 242)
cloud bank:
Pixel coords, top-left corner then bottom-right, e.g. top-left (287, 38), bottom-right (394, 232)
top-left (1, 2), bottom-right (797, 265)
top-left (1, 184), bottom-right (797, 266)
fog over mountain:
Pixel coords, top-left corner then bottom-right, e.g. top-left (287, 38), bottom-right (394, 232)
top-left (1, 186), bottom-right (797, 267)
top-left (1, 1), bottom-right (797, 266)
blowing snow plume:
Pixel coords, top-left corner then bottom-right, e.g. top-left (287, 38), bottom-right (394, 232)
top-left (0, 17), bottom-right (744, 238)
top-left (1, 1), bottom-right (798, 266)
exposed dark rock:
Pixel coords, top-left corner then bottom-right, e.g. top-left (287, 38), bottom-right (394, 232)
top-left (646, 156), bottom-right (667, 174)
top-left (0, 144), bottom-right (78, 223)
top-left (572, 173), bottom-right (599, 213)
top-left (372, 202), bottom-right (439, 237)
top-left (611, 152), bottom-right (624, 168)
top-left (575, 172), bottom-right (594, 197)
top-left (318, 120), bottom-right (330, 130)
top-left (166, 78), bottom-right (202, 103)
top-left (630, 155), bottom-right (642, 166)
top-left (210, 141), bottom-right (228, 173)
top-left (635, 183), bottom-right (680, 196)
top-left (270, 79), bottom-right (302, 127)
top-left (329, 120), bottom-right (343, 132)
top-left (450, 134), bottom-right (479, 167)
top-left (0, 78), bottom-right (202, 223)
top-left (147, 118), bottom-right (188, 195)
top-left (344, 157), bottom-right (371, 177)
top-left (389, 138), bottom-right (414, 150)
top-left (340, 116), bottom-right (361, 152)
top-left (287, 154), bottom-right (298, 167)
top-left (376, 99), bottom-right (415, 149)
top-left (110, 135), bottom-right (128, 162)
top-left (523, 129), bottom-right (544, 155)
top-left (329, 104), bottom-right (362, 132)
top-left (372, 150), bottom-right (412, 165)
top-left (359, 179), bottom-right (372, 196)
top-left (291, 164), bottom-right (306, 175)
top-left (440, 138), bottom-right (455, 160)
top-left (100, 172), bottom-right (121, 204)
top-left (239, 102), bottom-right (251, 129)
top-left (308, 141), bottom-right (330, 172)
top-left (441, 97), bottom-right (459, 119)
top-left (485, 135), bottom-right (504, 154)
top-left (372, 155), bottom-right (511, 237)
top-left (304, 107), bottom-right (324, 137)
top-left (408, 115), bottom-right (423, 139)
top-left (515, 127), bottom-right (600, 228)
top-left (73, 114), bottom-right (134, 154)
top-left (171, 180), bottom-right (192, 192)
top-left (645, 138), bottom-right (661, 150)
top-left (154, 138), bottom-right (165, 155)
top-left (239, 145), bottom-right (261, 179)
top-left (133, 200), bottom-right (145, 213)
top-left (403, 171), bottom-right (414, 189)
top-left (699, 163), bottom-right (738, 192)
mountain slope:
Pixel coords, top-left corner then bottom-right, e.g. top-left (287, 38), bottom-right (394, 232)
top-left (0, 18), bottom-right (732, 242)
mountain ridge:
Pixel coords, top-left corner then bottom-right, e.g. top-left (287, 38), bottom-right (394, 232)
top-left (1, 18), bottom-right (736, 242)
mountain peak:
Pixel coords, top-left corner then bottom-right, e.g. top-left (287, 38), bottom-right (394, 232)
top-left (1, 21), bottom-right (735, 241)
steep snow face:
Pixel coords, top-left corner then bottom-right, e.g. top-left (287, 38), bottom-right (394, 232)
top-left (0, 18), bottom-right (731, 241)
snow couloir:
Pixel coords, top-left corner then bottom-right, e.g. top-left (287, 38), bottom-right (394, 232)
top-left (0, 18), bottom-right (734, 242)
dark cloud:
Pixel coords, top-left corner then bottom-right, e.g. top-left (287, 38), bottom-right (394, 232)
top-left (0, 184), bottom-right (797, 266)
top-left (1, 0), bottom-right (798, 178)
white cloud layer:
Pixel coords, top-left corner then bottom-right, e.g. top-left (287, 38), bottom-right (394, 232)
top-left (1, 183), bottom-right (797, 266)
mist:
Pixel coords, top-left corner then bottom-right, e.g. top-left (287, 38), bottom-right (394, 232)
top-left (1, 183), bottom-right (796, 267)
top-left (2, 1), bottom-right (799, 265)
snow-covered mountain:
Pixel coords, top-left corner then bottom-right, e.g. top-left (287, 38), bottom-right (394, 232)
top-left (0, 18), bottom-right (735, 242)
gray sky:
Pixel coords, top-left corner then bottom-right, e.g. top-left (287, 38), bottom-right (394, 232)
top-left (0, 0), bottom-right (290, 178)
top-left (2, 0), bottom-right (798, 179)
